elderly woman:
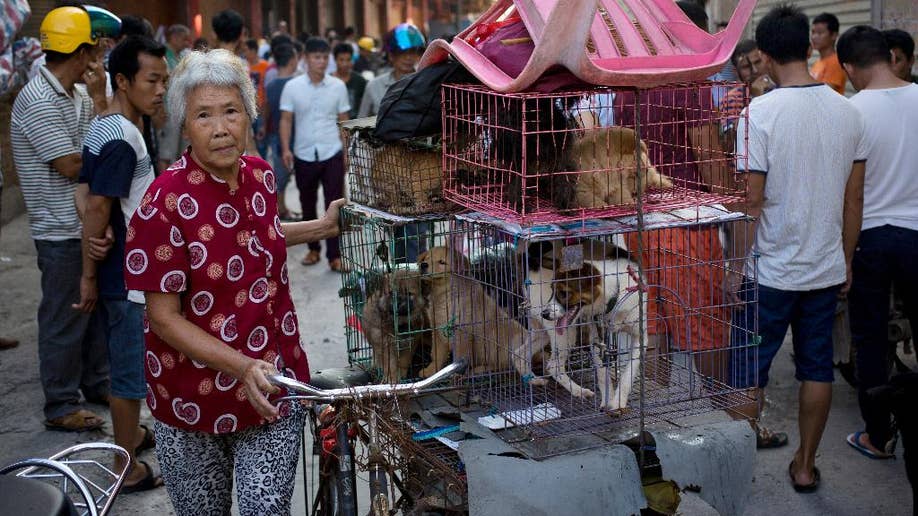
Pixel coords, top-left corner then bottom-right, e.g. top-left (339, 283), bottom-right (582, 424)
top-left (124, 49), bottom-right (345, 514)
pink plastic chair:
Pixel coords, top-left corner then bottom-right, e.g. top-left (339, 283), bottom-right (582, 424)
top-left (419, 0), bottom-right (756, 91)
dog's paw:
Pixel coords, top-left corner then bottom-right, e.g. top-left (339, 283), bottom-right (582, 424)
top-left (528, 376), bottom-right (548, 387)
top-left (572, 387), bottom-right (595, 399)
top-left (604, 405), bottom-right (631, 417)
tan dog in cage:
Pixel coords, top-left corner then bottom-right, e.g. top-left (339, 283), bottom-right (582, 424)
top-left (369, 144), bottom-right (443, 214)
top-left (417, 246), bottom-right (545, 381)
top-left (538, 247), bottom-right (648, 413)
top-left (568, 126), bottom-right (673, 208)
top-left (361, 268), bottom-right (432, 383)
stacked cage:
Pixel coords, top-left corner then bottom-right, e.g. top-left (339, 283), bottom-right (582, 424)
top-left (343, 117), bottom-right (456, 217)
top-left (434, 81), bottom-right (759, 451)
top-left (338, 205), bottom-right (454, 382)
top-left (340, 116), bottom-right (463, 384)
top-left (440, 215), bottom-right (758, 447)
top-left (441, 83), bottom-right (746, 226)
top-left (339, 121), bottom-right (470, 508)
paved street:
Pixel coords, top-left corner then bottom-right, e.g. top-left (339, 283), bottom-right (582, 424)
top-left (0, 184), bottom-right (913, 514)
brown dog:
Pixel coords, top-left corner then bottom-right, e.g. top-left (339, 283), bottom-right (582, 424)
top-left (417, 246), bottom-right (544, 380)
top-left (361, 268), bottom-right (432, 383)
top-left (369, 144), bottom-right (444, 215)
top-left (568, 126), bottom-right (673, 208)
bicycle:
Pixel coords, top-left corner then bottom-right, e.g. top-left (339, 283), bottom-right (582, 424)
top-left (270, 359), bottom-right (468, 516)
top-left (0, 442), bottom-right (130, 516)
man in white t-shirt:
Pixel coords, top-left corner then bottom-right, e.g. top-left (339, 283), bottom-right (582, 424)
top-left (726, 5), bottom-right (867, 492)
top-left (836, 26), bottom-right (918, 461)
top-left (279, 37), bottom-right (350, 271)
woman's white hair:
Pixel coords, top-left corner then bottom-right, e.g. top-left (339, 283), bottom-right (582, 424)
top-left (165, 49), bottom-right (258, 131)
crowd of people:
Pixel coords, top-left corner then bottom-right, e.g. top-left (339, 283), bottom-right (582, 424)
top-left (0, 0), bottom-right (916, 513)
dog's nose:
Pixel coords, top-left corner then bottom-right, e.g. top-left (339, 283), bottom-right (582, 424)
top-left (541, 308), bottom-right (552, 320)
top-left (419, 262), bottom-right (428, 272)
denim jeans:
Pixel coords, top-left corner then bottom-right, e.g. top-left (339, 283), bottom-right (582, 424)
top-left (731, 278), bottom-right (838, 389)
top-left (849, 225), bottom-right (918, 449)
top-left (100, 299), bottom-right (146, 400)
top-left (34, 239), bottom-right (109, 419)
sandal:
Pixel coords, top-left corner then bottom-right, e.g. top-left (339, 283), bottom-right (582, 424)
top-left (788, 460), bottom-right (820, 493)
top-left (302, 250), bottom-right (321, 266)
top-left (135, 424), bottom-right (155, 456)
top-left (329, 258), bottom-right (348, 273)
top-left (755, 424), bottom-right (788, 449)
top-left (44, 409), bottom-right (105, 432)
top-left (121, 460), bottom-right (164, 494)
top-left (846, 431), bottom-right (894, 459)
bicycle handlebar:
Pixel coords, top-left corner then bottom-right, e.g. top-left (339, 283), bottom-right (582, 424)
top-left (268, 359), bottom-right (467, 403)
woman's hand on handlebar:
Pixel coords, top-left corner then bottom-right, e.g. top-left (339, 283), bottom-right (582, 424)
top-left (241, 359), bottom-right (281, 422)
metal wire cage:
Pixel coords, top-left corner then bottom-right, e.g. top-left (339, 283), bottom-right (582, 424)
top-left (441, 82), bottom-right (748, 226)
top-left (429, 211), bottom-right (758, 449)
top-left (342, 117), bottom-right (457, 217)
top-left (345, 396), bottom-right (468, 513)
top-left (338, 204), bottom-right (459, 383)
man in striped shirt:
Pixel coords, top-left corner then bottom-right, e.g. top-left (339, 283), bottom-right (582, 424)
top-left (10, 6), bottom-right (114, 431)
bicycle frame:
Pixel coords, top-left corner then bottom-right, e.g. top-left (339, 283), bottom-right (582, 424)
top-left (0, 443), bottom-right (130, 516)
top-left (271, 360), bottom-right (467, 516)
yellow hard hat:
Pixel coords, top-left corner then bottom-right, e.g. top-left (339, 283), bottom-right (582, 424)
top-left (358, 36), bottom-right (377, 52)
top-left (40, 7), bottom-right (95, 54)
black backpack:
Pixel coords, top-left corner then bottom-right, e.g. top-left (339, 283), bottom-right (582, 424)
top-left (372, 60), bottom-right (479, 142)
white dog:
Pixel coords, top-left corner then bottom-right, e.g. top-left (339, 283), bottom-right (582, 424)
top-left (529, 241), bottom-right (648, 412)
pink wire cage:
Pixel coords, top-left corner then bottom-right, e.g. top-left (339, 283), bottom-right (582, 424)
top-left (420, 0), bottom-right (755, 92)
top-left (419, 0), bottom-right (757, 92)
top-left (441, 82), bottom-right (749, 226)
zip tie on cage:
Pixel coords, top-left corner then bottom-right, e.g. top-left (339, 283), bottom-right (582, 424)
top-left (440, 315), bottom-right (458, 338)
top-left (625, 265), bottom-right (647, 293)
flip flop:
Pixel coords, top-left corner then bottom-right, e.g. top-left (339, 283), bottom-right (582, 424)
top-left (121, 460), bottom-right (164, 494)
top-left (135, 424), bottom-right (155, 456)
top-left (44, 409), bottom-right (105, 432)
top-left (788, 460), bottom-right (820, 493)
top-left (302, 250), bottom-right (321, 266)
top-left (329, 258), bottom-right (348, 273)
top-left (846, 431), bottom-right (894, 460)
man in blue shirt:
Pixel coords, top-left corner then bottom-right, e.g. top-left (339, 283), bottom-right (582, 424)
top-left (261, 43), bottom-right (298, 221)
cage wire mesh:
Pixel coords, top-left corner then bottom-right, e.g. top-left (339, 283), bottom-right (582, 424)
top-left (338, 204), bottom-right (459, 383)
top-left (441, 81), bottom-right (748, 226)
top-left (345, 396), bottom-right (468, 513)
top-left (342, 117), bottom-right (457, 217)
top-left (431, 215), bottom-right (758, 449)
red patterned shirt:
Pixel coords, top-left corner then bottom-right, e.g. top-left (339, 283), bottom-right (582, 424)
top-left (125, 150), bottom-right (310, 434)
